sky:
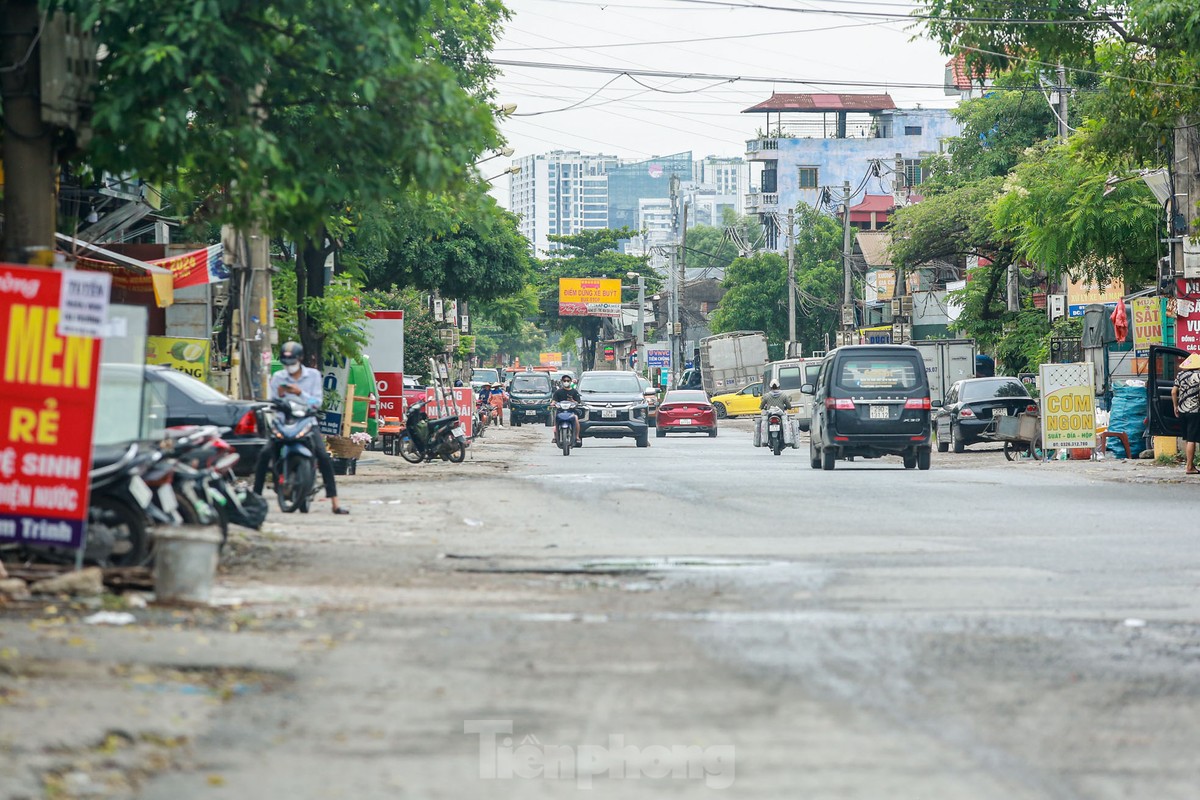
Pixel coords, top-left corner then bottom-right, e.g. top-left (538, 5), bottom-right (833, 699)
top-left (488, 0), bottom-right (961, 206)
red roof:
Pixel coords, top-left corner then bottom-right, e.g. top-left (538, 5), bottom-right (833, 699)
top-left (742, 93), bottom-right (895, 114)
top-left (850, 194), bottom-right (894, 213)
top-left (945, 53), bottom-right (990, 90)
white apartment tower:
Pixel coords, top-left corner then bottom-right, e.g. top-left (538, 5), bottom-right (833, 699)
top-left (509, 151), bottom-right (619, 256)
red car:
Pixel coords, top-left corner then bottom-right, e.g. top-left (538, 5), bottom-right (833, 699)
top-left (655, 390), bottom-right (718, 438)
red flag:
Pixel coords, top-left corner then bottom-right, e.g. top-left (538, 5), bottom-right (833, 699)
top-left (1111, 300), bottom-right (1128, 342)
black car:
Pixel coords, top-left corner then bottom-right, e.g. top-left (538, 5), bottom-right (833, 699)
top-left (935, 377), bottom-right (1037, 453)
top-left (99, 364), bottom-right (268, 475)
top-left (577, 370), bottom-right (650, 447)
top-left (508, 371), bottom-right (555, 426)
top-left (804, 345), bottom-right (933, 470)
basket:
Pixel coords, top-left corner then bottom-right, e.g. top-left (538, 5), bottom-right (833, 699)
top-left (326, 435), bottom-right (365, 460)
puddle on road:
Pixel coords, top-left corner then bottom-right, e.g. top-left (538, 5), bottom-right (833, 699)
top-left (452, 556), bottom-right (783, 576)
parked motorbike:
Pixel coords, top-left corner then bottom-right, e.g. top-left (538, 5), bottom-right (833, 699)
top-left (78, 442), bottom-right (172, 566)
top-left (396, 400), bottom-right (467, 464)
top-left (162, 425), bottom-right (268, 541)
top-left (553, 400), bottom-right (580, 456)
top-left (264, 397), bottom-right (322, 513)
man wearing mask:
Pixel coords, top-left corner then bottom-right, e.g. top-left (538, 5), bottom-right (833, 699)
top-left (253, 341), bottom-right (349, 514)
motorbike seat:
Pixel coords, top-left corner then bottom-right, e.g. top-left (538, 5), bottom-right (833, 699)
top-left (430, 415), bottom-right (459, 428)
top-left (91, 443), bottom-right (136, 470)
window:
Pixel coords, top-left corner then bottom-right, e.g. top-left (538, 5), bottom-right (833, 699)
top-left (798, 166), bottom-right (818, 188)
top-left (904, 125), bottom-right (923, 136)
top-left (837, 358), bottom-right (920, 391)
top-left (778, 366), bottom-right (802, 390)
top-left (761, 162), bottom-right (778, 193)
top-left (903, 158), bottom-right (923, 187)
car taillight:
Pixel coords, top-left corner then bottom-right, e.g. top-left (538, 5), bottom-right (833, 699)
top-left (234, 410), bottom-right (257, 436)
top-left (1025, 404), bottom-right (1037, 413)
top-left (825, 398), bottom-right (855, 410)
top-left (904, 397), bottom-right (932, 410)
top-left (958, 408), bottom-right (975, 418)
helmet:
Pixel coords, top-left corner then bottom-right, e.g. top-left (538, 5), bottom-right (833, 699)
top-left (769, 380), bottom-right (780, 390)
top-left (280, 341), bottom-right (304, 366)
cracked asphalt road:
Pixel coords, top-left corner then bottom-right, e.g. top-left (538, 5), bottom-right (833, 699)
top-left (4, 420), bottom-right (1198, 799)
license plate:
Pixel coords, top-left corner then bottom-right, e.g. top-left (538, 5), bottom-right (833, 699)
top-left (452, 425), bottom-right (465, 437)
top-left (680, 419), bottom-right (693, 425)
top-left (525, 410), bottom-right (537, 415)
top-left (128, 475), bottom-right (153, 508)
top-left (993, 408), bottom-right (1007, 416)
top-left (602, 409), bottom-right (616, 418)
top-left (157, 484), bottom-right (178, 514)
top-left (869, 405), bottom-right (890, 420)
top-left (768, 423), bottom-right (781, 431)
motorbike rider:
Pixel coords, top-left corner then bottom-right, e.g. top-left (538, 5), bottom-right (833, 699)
top-left (253, 341), bottom-right (349, 514)
top-left (760, 380), bottom-right (793, 412)
top-left (552, 375), bottom-right (582, 446)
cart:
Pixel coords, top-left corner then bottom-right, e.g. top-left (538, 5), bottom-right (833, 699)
top-left (992, 409), bottom-right (1042, 461)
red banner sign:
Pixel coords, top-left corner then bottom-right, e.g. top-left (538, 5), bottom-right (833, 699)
top-left (425, 387), bottom-right (474, 438)
top-left (1176, 279), bottom-right (1200, 354)
top-left (0, 265), bottom-right (102, 549)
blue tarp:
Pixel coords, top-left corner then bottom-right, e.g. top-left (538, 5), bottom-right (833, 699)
top-left (1106, 384), bottom-right (1147, 458)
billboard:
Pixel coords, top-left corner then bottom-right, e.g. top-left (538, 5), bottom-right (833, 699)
top-left (1039, 362), bottom-right (1096, 450)
top-left (146, 336), bottom-right (210, 382)
top-left (1067, 276), bottom-right (1124, 317)
top-left (539, 352), bottom-right (563, 367)
top-left (0, 264), bottom-right (104, 550)
top-left (1131, 297), bottom-right (1162, 355)
top-left (558, 278), bottom-right (621, 318)
top-left (365, 310), bottom-right (405, 418)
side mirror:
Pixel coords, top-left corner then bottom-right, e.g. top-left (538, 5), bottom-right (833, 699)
top-left (800, 383), bottom-right (815, 395)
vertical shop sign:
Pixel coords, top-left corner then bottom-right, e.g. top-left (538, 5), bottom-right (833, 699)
top-left (0, 265), bottom-right (103, 549)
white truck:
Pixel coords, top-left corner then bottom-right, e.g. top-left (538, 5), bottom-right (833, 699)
top-left (913, 338), bottom-right (977, 407)
top-left (689, 331), bottom-right (770, 396)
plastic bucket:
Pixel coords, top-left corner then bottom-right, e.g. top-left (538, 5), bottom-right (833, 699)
top-left (154, 525), bottom-right (222, 605)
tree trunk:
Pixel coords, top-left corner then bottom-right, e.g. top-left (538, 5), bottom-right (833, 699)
top-left (0, 0), bottom-right (56, 263)
top-left (297, 224), bottom-right (331, 365)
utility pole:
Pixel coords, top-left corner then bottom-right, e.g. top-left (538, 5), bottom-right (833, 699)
top-left (1056, 64), bottom-right (1069, 142)
top-left (223, 225), bottom-right (273, 400)
top-left (839, 180), bottom-right (855, 346)
top-left (669, 175), bottom-right (681, 387)
top-left (1174, 118), bottom-right (1200, 283)
top-left (787, 207), bottom-right (797, 347)
top-left (1, 0), bottom-right (56, 264)
top-left (679, 201), bottom-right (688, 374)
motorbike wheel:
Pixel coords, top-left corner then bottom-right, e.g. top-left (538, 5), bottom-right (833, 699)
top-left (89, 496), bottom-right (150, 567)
top-left (772, 437), bottom-right (783, 456)
top-left (444, 440), bottom-right (467, 464)
top-left (397, 433), bottom-right (424, 464)
top-left (178, 489), bottom-right (230, 548)
top-left (276, 460), bottom-right (298, 514)
top-left (560, 429), bottom-right (572, 456)
top-left (290, 456), bottom-right (314, 513)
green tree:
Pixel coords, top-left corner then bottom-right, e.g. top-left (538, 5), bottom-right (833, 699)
top-left (533, 229), bottom-right (655, 371)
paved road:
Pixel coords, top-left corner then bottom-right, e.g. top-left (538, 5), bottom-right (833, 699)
top-left (32, 421), bottom-right (1198, 799)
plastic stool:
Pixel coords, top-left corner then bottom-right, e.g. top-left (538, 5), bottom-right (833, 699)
top-left (1098, 430), bottom-right (1131, 458)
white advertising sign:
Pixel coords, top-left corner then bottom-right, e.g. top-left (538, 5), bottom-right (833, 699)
top-left (1038, 362), bottom-right (1096, 450)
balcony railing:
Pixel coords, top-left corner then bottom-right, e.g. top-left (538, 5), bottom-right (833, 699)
top-left (746, 138), bottom-right (780, 155)
top-left (744, 193), bottom-right (779, 209)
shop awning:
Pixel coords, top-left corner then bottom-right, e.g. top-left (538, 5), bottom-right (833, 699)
top-left (56, 232), bottom-right (176, 307)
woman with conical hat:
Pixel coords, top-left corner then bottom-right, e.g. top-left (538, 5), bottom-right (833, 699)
top-left (1172, 353), bottom-right (1200, 474)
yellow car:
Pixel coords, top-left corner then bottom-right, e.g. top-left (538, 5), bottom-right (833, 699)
top-left (710, 382), bottom-right (763, 418)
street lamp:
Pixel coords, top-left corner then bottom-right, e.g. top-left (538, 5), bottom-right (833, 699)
top-left (483, 164), bottom-right (520, 183)
top-left (473, 147), bottom-right (515, 168)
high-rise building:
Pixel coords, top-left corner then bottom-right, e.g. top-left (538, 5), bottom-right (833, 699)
top-left (693, 156), bottom-right (751, 221)
top-left (606, 152), bottom-right (694, 233)
top-left (509, 151), bottom-right (619, 256)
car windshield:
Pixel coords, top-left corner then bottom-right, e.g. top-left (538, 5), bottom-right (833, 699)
top-left (961, 379), bottom-right (1029, 402)
top-left (578, 373), bottom-right (641, 393)
top-left (157, 367), bottom-right (232, 402)
top-left (664, 391), bottom-right (709, 404)
top-left (837, 358), bottom-right (921, 391)
top-left (512, 375), bottom-right (550, 392)
top-left (472, 369), bottom-right (499, 383)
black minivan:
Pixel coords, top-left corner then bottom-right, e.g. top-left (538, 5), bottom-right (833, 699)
top-left (803, 345), bottom-right (934, 471)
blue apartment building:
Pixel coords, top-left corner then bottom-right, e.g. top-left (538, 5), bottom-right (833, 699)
top-left (741, 93), bottom-right (962, 248)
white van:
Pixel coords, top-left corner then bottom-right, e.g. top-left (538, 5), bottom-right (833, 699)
top-left (761, 358), bottom-right (821, 431)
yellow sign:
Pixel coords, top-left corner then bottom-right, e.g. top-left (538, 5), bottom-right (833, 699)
top-left (1131, 297), bottom-right (1162, 350)
top-left (146, 336), bottom-right (210, 382)
top-left (539, 352), bottom-right (563, 367)
top-left (870, 269), bottom-right (920, 301)
top-left (558, 278), bottom-right (621, 317)
top-left (1067, 276), bottom-right (1124, 313)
